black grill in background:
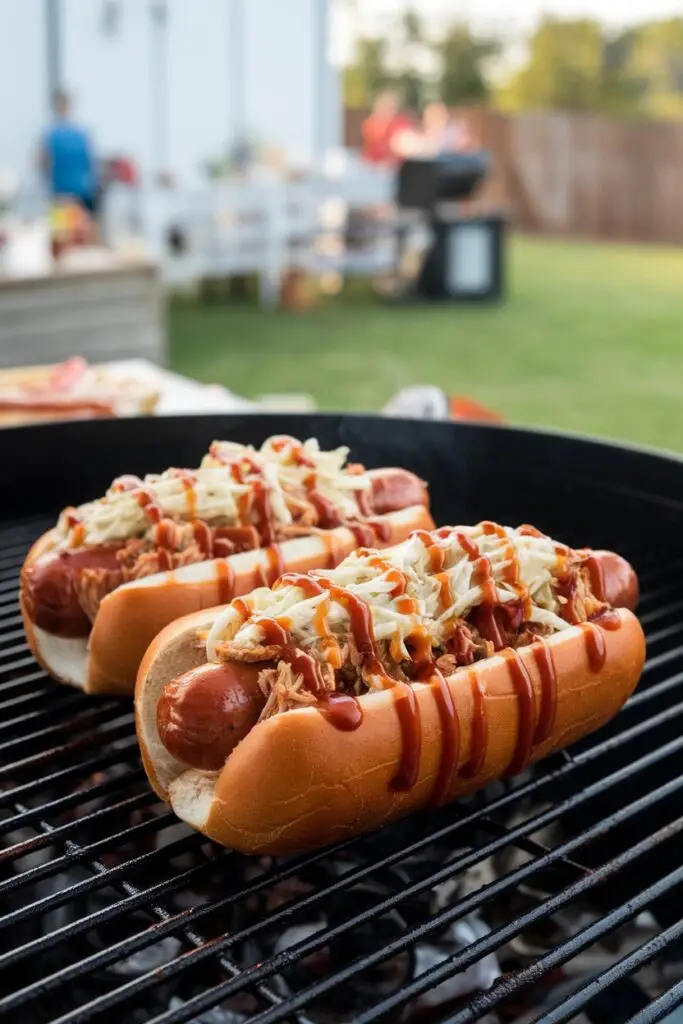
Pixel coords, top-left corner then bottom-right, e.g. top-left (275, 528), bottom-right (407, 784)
top-left (1, 414), bottom-right (683, 1024)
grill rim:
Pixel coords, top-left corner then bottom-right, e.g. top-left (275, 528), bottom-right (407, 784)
top-left (5, 412), bottom-right (683, 520)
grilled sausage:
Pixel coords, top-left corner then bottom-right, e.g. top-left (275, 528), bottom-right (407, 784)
top-left (22, 545), bottom-right (123, 638)
top-left (156, 661), bottom-right (267, 771)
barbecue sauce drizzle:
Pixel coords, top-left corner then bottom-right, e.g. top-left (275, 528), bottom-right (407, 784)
top-left (223, 527), bottom-right (621, 799)
top-left (215, 560), bottom-right (236, 604)
top-left (460, 670), bottom-right (487, 777)
top-left (122, 445), bottom-right (389, 583)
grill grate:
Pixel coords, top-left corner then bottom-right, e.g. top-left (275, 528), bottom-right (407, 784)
top-left (1, 514), bottom-right (683, 1024)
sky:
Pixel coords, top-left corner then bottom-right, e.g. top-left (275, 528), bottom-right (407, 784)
top-left (355, 0), bottom-right (683, 30)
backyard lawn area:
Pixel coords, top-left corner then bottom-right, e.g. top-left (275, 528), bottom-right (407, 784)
top-left (169, 235), bottom-right (683, 453)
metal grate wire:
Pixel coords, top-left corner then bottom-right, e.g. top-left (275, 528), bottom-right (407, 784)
top-left (1, 515), bottom-right (683, 1024)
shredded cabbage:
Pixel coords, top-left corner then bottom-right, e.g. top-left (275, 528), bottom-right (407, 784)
top-left (54, 435), bottom-right (372, 547)
top-left (206, 523), bottom-right (575, 664)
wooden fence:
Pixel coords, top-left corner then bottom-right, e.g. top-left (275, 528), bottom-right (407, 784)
top-left (344, 107), bottom-right (683, 245)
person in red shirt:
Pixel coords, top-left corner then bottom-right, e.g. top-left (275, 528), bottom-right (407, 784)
top-left (361, 91), bottom-right (415, 166)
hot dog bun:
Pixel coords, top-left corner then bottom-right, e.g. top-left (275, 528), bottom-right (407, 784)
top-left (136, 606), bottom-right (645, 855)
top-left (21, 504), bottom-right (434, 695)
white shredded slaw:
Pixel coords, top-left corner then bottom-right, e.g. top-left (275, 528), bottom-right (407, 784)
top-left (205, 523), bottom-right (577, 664)
top-left (54, 436), bottom-right (372, 547)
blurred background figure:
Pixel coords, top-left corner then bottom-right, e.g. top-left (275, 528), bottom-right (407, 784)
top-left (361, 90), bottom-right (415, 166)
top-left (39, 90), bottom-right (99, 222)
top-left (420, 102), bottom-right (472, 156)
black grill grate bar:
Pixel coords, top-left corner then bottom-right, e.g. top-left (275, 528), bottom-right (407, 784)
top-left (163, 742), bottom-right (683, 1023)
top-left (0, 674), bottom-right (52, 702)
top-left (0, 602), bottom-right (20, 621)
top-left (638, 555), bottom-right (683, 586)
top-left (625, 667), bottom-right (683, 708)
top-left (355, 818), bottom-right (683, 1024)
top-left (0, 517), bottom-right (53, 541)
top-left (0, 687), bottom-right (74, 716)
top-left (0, 536), bottom-right (41, 558)
top-left (0, 667), bottom-right (49, 688)
top-left (0, 578), bottom-right (22, 596)
top-left (576, 691), bottom-right (683, 767)
top-left (638, 579), bottom-right (683, 608)
top-left (52, 962), bottom-right (310, 1024)
top-left (0, 554), bottom-right (30, 575)
top-left (625, 979), bottom-right (683, 1024)
top-left (0, 790), bottom-right (160, 874)
top-left (0, 613), bottom-right (24, 631)
top-left (642, 621), bottom-right (683, 647)
top-left (0, 699), bottom-right (121, 752)
top-left (0, 716), bottom-right (134, 780)
top-left (441, 861), bottom-right (683, 1024)
top-left (5, 802), bottom-right (292, 1024)
top-left (639, 597), bottom-right (683, 626)
top-left (0, 640), bottom-right (37, 660)
top-left (16, 813), bottom-right (314, 1024)
top-left (0, 829), bottom-right (203, 932)
top-left (0, 766), bottom-right (146, 834)
top-left (0, 626), bottom-right (27, 646)
top-left (241, 815), bottom-right (683, 1024)
top-left (475, 817), bottom-right (588, 878)
top-left (0, 737), bottom-right (139, 803)
top-left (55, 729), bottom-right (683, 1024)
top-left (0, 857), bottom-right (220, 984)
top-left (527, 916), bottom-right (683, 1024)
top-left (0, 653), bottom-right (43, 677)
top-left (0, 824), bottom-right (371, 981)
top-left (637, 643), bottom-right (683, 676)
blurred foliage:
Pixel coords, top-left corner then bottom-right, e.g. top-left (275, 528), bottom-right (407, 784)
top-left (344, 11), bottom-right (683, 121)
top-left (627, 19), bottom-right (683, 119)
top-left (496, 19), bottom-right (609, 113)
top-left (493, 16), bottom-right (683, 118)
top-left (343, 9), bottom-right (495, 111)
top-left (343, 36), bottom-right (393, 108)
top-left (434, 25), bottom-right (499, 106)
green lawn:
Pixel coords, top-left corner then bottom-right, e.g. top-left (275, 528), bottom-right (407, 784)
top-left (169, 235), bottom-right (683, 453)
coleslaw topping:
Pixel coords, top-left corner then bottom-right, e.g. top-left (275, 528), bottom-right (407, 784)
top-left (206, 523), bottom-right (587, 674)
top-left (54, 435), bottom-right (373, 547)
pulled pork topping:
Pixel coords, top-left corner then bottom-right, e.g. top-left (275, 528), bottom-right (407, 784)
top-left (206, 522), bottom-right (606, 715)
top-left (53, 435), bottom-right (373, 548)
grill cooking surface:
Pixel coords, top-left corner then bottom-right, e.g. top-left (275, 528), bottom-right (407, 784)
top-left (2, 413), bottom-right (683, 1024)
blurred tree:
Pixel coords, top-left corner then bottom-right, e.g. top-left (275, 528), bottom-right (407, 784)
top-left (496, 18), bottom-right (606, 112)
top-left (394, 7), bottom-right (428, 112)
top-left (343, 9), bottom-right (430, 112)
top-left (344, 11), bottom-right (683, 120)
top-left (599, 29), bottom-right (645, 116)
top-left (434, 23), bottom-right (497, 106)
top-left (343, 37), bottom-right (391, 108)
top-left (626, 19), bottom-right (683, 119)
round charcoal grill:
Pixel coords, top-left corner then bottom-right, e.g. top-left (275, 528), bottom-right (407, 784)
top-left (1, 414), bottom-right (683, 1024)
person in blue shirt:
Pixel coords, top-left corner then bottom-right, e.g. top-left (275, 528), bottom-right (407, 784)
top-left (40, 90), bottom-right (99, 216)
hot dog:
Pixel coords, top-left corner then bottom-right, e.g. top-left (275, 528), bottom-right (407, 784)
top-left (135, 522), bottom-right (645, 855)
top-left (21, 435), bottom-right (433, 695)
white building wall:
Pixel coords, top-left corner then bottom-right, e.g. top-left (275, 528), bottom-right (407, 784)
top-left (0, 0), bottom-right (340, 191)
